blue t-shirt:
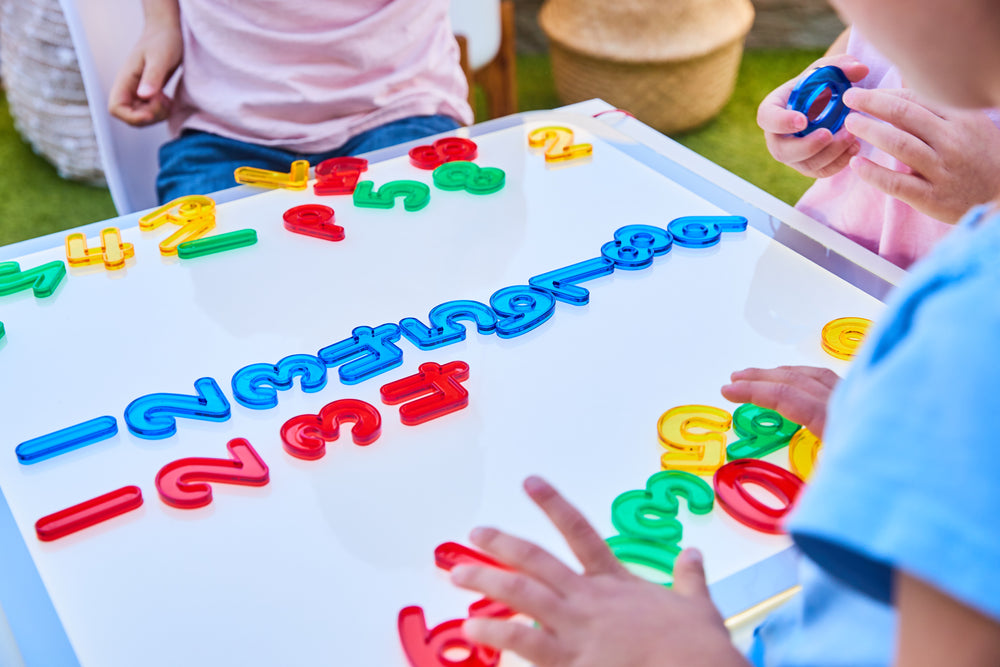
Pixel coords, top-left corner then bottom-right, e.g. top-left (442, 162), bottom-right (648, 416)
top-left (751, 204), bottom-right (1000, 665)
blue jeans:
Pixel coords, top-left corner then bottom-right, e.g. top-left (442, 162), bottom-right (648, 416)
top-left (157, 114), bottom-right (462, 204)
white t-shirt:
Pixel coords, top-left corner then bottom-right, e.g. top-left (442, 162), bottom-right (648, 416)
top-left (168, 0), bottom-right (473, 153)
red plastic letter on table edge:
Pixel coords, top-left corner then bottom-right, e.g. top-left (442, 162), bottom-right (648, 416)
top-left (398, 605), bottom-right (499, 667)
top-left (314, 156), bottom-right (368, 195)
top-left (713, 459), bottom-right (804, 535)
top-left (408, 137), bottom-right (478, 170)
top-left (155, 438), bottom-right (269, 509)
top-left (280, 398), bottom-right (382, 460)
top-left (35, 485), bottom-right (143, 542)
top-left (380, 361), bottom-right (470, 425)
top-left (283, 204), bottom-right (344, 241)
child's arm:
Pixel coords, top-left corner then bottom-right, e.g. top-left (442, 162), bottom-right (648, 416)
top-left (721, 366), bottom-right (839, 438)
top-left (757, 27), bottom-right (870, 179)
top-left (450, 477), bottom-right (750, 667)
top-left (841, 88), bottom-right (1000, 224)
top-left (108, 0), bottom-right (183, 126)
top-left (895, 571), bottom-right (1000, 665)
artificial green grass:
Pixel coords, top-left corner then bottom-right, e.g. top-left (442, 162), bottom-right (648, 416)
top-left (0, 49), bottom-right (821, 249)
top-left (0, 93), bottom-right (116, 247)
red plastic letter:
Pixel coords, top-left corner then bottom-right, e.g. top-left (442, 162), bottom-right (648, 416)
top-left (35, 485), bottom-right (143, 541)
top-left (380, 361), bottom-right (470, 425)
top-left (398, 606), bottom-right (499, 667)
top-left (713, 459), bottom-right (804, 534)
top-left (280, 398), bottom-right (382, 460)
top-left (283, 204), bottom-right (344, 241)
top-left (155, 438), bottom-right (269, 509)
top-left (314, 157), bottom-right (368, 195)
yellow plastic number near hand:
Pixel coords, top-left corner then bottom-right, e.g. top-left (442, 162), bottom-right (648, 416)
top-left (821, 316), bottom-right (872, 360)
top-left (788, 428), bottom-right (822, 481)
top-left (657, 405), bottom-right (732, 476)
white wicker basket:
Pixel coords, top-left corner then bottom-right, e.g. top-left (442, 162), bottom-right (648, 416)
top-left (0, 0), bottom-right (105, 185)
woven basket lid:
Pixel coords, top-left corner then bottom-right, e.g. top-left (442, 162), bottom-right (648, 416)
top-left (539, 0), bottom-right (755, 63)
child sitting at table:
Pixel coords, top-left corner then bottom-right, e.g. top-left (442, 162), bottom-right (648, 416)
top-left (757, 25), bottom-right (1000, 269)
top-left (109, 0), bottom-right (473, 204)
top-left (446, 1), bottom-right (1000, 663)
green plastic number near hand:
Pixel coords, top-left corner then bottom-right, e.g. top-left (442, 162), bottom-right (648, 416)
top-left (610, 471), bottom-right (714, 544)
top-left (726, 403), bottom-right (801, 460)
top-left (605, 535), bottom-right (681, 585)
top-left (353, 180), bottom-right (430, 212)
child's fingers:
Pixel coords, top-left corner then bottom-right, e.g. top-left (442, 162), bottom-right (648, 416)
top-left (523, 476), bottom-right (626, 577)
top-left (766, 127), bottom-right (837, 166)
top-left (850, 156), bottom-right (932, 213)
top-left (462, 617), bottom-right (562, 666)
top-left (793, 141), bottom-right (859, 179)
top-left (671, 548), bottom-right (713, 603)
top-left (450, 564), bottom-right (563, 623)
top-left (729, 366), bottom-right (841, 394)
top-left (719, 380), bottom-right (829, 437)
top-left (789, 129), bottom-right (858, 177)
top-left (844, 87), bottom-right (945, 143)
top-left (844, 108), bottom-right (935, 174)
top-left (467, 525), bottom-right (580, 593)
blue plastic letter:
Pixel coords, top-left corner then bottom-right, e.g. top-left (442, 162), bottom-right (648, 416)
top-left (490, 285), bottom-right (556, 338)
top-left (231, 354), bottom-right (328, 410)
top-left (399, 300), bottom-right (498, 350)
top-left (124, 377), bottom-right (232, 440)
top-left (318, 324), bottom-right (405, 385)
top-left (529, 257), bottom-right (615, 305)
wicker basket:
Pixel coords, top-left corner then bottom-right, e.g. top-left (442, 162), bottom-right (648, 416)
top-left (0, 0), bottom-right (105, 185)
top-left (539, 0), bottom-right (755, 134)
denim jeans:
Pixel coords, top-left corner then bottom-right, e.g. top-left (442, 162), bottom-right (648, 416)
top-left (157, 114), bottom-right (462, 204)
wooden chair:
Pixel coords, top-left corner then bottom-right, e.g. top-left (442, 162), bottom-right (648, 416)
top-left (454, 0), bottom-right (518, 120)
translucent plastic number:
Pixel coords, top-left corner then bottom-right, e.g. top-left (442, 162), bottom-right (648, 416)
top-left (314, 157), bottom-right (368, 195)
top-left (726, 403), bottom-right (801, 460)
top-left (399, 300), bottom-right (497, 350)
top-left (788, 428), bottom-right (822, 481)
top-left (528, 126), bottom-right (593, 162)
top-left (714, 459), bottom-right (804, 534)
top-left (657, 405), bottom-right (731, 475)
top-left (489, 285), bottom-right (556, 338)
top-left (283, 204), bottom-right (344, 242)
top-left (666, 216), bottom-right (747, 249)
top-left (821, 316), bottom-right (872, 360)
top-left (432, 161), bottom-right (505, 195)
top-left (611, 470), bottom-right (714, 544)
top-left (409, 137), bottom-right (478, 170)
top-left (601, 224), bottom-right (672, 270)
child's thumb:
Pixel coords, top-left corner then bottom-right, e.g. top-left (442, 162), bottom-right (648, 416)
top-left (136, 60), bottom-right (170, 100)
top-left (671, 548), bottom-right (711, 600)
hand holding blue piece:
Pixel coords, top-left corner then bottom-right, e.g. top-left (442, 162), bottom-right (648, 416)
top-left (786, 66), bottom-right (853, 137)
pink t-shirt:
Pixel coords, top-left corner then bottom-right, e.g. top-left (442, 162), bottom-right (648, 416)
top-left (795, 31), bottom-right (1000, 269)
top-left (168, 0), bottom-right (473, 153)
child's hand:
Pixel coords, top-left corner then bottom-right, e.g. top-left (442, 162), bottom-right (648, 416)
top-left (842, 87), bottom-right (1000, 224)
top-left (758, 54), bottom-right (870, 179)
top-left (450, 476), bottom-right (748, 667)
top-left (108, 20), bottom-right (183, 126)
top-left (720, 365), bottom-right (839, 438)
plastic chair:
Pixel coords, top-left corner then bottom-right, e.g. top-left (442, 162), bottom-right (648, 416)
top-left (59, 0), bottom-right (513, 215)
top-left (454, 0), bottom-right (518, 120)
top-left (59, 0), bottom-right (170, 215)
